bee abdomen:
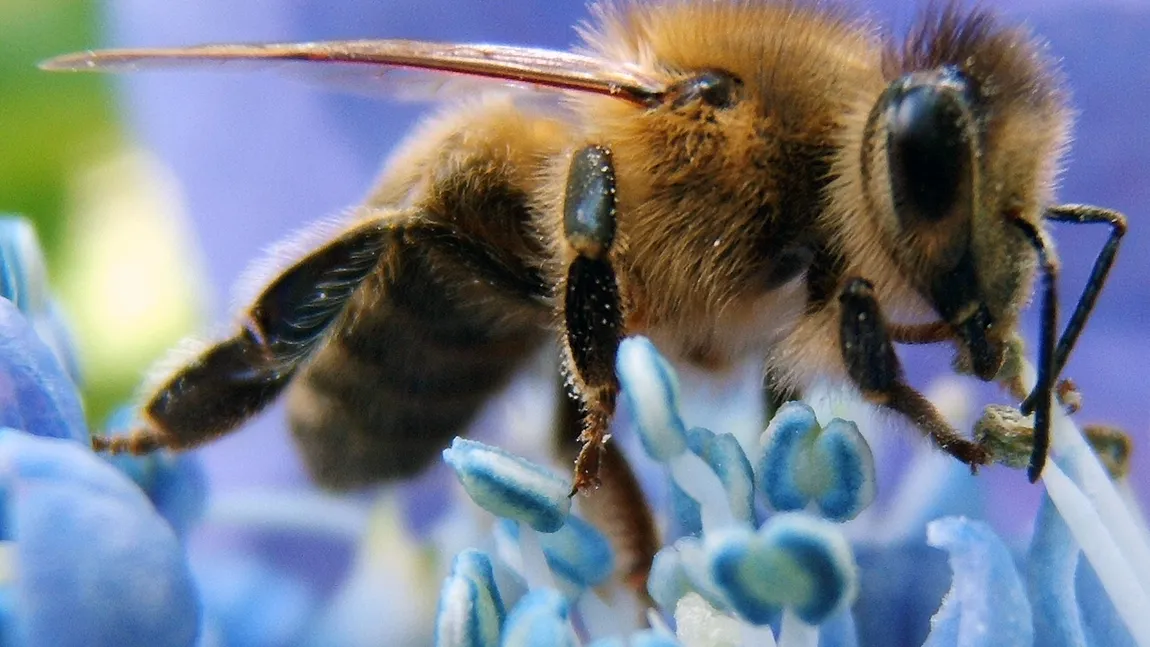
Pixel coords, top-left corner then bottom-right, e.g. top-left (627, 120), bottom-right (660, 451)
top-left (286, 246), bottom-right (548, 489)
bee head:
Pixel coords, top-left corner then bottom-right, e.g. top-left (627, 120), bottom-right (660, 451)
top-left (859, 7), bottom-right (1068, 380)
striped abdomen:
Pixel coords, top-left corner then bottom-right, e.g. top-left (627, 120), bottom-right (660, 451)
top-left (286, 237), bottom-right (550, 488)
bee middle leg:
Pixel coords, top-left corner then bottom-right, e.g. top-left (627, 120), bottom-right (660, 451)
top-left (560, 145), bottom-right (625, 493)
top-left (838, 277), bottom-right (991, 468)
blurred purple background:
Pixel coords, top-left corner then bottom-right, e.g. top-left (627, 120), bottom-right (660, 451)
top-left (100, 0), bottom-right (1150, 512)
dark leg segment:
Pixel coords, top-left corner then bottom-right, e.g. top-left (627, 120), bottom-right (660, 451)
top-left (1021, 204), bottom-right (1127, 415)
top-left (93, 218), bottom-right (392, 454)
top-left (561, 145), bottom-right (625, 493)
top-left (839, 278), bottom-right (990, 467)
top-left (1009, 218), bottom-right (1058, 482)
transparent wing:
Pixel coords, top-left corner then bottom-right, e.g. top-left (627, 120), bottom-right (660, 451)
top-left (41, 40), bottom-right (664, 105)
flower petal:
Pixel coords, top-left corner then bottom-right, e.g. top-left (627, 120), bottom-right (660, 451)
top-left (501, 589), bottom-right (577, 647)
top-left (709, 514), bottom-right (857, 626)
top-left (923, 517), bottom-right (1032, 647)
top-left (617, 337), bottom-right (688, 462)
top-left (1026, 493), bottom-right (1087, 647)
top-left (1077, 555), bottom-right (1138, 647)
top-left (0, 298), bottom-right (86, 443)
top-left (757, 402), bottom-right (819, 513)
top-left (443, 437), bottom-right (570, 533)
top-left (688, 428), bottom-right (756, 525)
top-left (0, 216), bottom-right (48, 316)
top-left (810, 419), bottom-right (874, 522)
top-left (101, 407), bottom-right (207, 538)
top-left (434, 549), bottom-right (504, 647)
top-left (0, 429), bottom-right (199, 647)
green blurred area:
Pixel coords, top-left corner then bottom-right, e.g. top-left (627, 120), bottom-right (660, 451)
top-left (1, 0), bottom-right (119, 242)
top-left (1, 0), bottom-right (178, 426)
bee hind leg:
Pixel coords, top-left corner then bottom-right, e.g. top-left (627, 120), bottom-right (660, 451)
top-left (838, 277), bottom-right (991, 469)
top-left (561, 145), bottom-right (625, 494)
top-left (93, 217), bottom-right (394, 455)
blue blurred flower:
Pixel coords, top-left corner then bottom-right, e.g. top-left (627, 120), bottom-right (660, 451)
top-left (0, 244), bottom-right (200, 646)
top-left (0, 428), bottom-right (201, 647)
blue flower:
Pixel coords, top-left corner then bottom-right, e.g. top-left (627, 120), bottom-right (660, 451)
top-left (0, 221), bottom-right (202, 646)
top-left (0, 428), bottom-right (201, 647)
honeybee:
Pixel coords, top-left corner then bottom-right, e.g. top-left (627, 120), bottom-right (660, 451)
top-left (45, 1), bottom-right (1125, 505)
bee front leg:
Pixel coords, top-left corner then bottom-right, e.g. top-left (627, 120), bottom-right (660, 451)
top-left (93, 217), bottom-right (393, 455)
top-left (838, 278), bottom-right (991, 469)
top-left (561, 145), bottom-right (624, 493)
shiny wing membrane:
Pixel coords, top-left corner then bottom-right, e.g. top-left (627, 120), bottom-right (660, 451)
top-left (41, 40), bottom-right (664, 105)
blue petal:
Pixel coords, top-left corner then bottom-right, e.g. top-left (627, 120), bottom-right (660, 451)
top-left (617, 337), bottom-right (688, 463)
top-left (1078, 555), bottom-right (1137, 647)
top-left (0, 299), bottom-right (87, 443)
top-left (709, 514), bottom-right (857, 626)
top-left (195, 556), bottom-right (315, 647)
top-left (708, 526), bottom-right (779, 625)
top-left (819, 608), bottom-right (860, 647)
top-left (101, 407), bottom-right (207, 538)
top-left (442, 437), bottom-right (571, 533)
top-left (0, 217), bottom-right (48, 316)
top-left (853, 542), bottom-right (952, 646)
top-left (923, 517), bottom-right (1032, 647)
top-left (647, 546), bottom-right (691, 614)
top-left (537, 516), bottom-right (615, 590)
top-left (760, 513), bottom-right (857, 624)
top-left (501, 589), bottom-right (576, 647)
top-left (435, 552), bottom-right (502, 647)
top-left (757, 401), bottom-right (819, 512)
top-left (668, 476), bottom-right (702, 538)
top-left (0, 429), bottom-right (200, 647)
top-left (811, 419), bottom-right (874, 522)
top-left (1026, 493), bottom-right (1087, 647)
top-left (688, 428), bottom-right (756, 525)
top-left (32, 300), bottom-right (83, 386)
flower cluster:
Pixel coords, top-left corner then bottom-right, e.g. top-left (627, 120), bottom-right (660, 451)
top-left (429, 336), bottom-right (1150, 646)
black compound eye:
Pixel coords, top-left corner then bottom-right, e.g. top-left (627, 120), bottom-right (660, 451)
top-left (669, 70), bottom-right (743, 109)
top-left (885, 71), bottom-right (974, 225)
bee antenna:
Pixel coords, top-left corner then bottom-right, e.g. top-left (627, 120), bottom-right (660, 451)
top-left (1009, 216), bottom-right (1058, 482)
